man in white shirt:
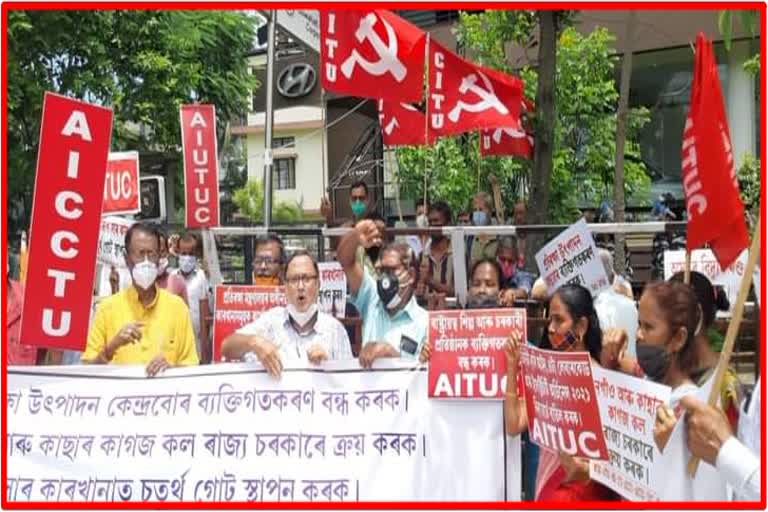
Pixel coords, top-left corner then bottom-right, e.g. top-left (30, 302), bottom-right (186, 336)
top-left (221, 250), bottom-right (352, 377)
top-left (173, 232), bottom-right (211, 363)
top-left (595, 248), bottom-right (638, 358)
top-left (680, 380), bottom-right (761, 502)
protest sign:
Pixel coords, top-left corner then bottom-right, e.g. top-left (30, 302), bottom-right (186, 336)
top-left (212, 285), bottom-right (286, 362)
top-left (95, 216), bottom-right (135, 296)
top-left (103, 151), bottom-right (140, 215)
top-left (651, 377), bottom-right (728, 500)
top-left (6, 361), bottom-right (520, 502)
top-left (427, 309), bottom-right (526, 399)
top-left (180, 104), bottom-right (220, 228)
top-left (519, 345), bottom-right (608, 460)
top-left (664, 248), bottom-right (749, 316)
top-left (318, 262), bottom-right (346, 318)
top-left (589, 367), bottom-right (671, 501)
top-left (535, 219), bottom-right (609, 296)
top-left (20, 92), bottom-right (113, 351)
top-left (96, 216), bottom-right (134, 269)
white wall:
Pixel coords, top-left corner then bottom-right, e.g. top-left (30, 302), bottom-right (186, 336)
top-left (246, 128), bottom-right (325, 213)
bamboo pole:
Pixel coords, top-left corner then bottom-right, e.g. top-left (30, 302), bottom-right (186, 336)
top-left (687, 218), bottom-right (761, 476)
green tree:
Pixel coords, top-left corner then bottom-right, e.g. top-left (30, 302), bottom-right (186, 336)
top-left (6, 9), bottom-right (258, 235)
top-left (232, 180), bottom-right (303, 224)
top-left (395, 17), bottom-right (651, 225)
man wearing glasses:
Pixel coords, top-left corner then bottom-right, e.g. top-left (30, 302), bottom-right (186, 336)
top-left (222, 251), bottom-right (353, 377)
top-left (252, 235), bottom-right (286, 285)
top-left (82, 222), bottom-right (199, 376)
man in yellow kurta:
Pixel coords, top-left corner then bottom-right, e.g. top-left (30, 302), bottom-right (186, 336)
top-left (83, 222), bottom-right (199, 376)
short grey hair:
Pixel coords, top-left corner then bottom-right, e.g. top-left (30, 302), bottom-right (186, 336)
top-left (381, 241), bottom-right (415, 270)
top-left (497, 235), bottom-right (519, 252)
top-left (598, 248), bottom-right (615, 283)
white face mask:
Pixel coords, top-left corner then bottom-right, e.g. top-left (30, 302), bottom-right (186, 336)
top-left (416, 214), bottom-right (429, 228)
top-left (132, 258), bottom-right (158, 290)
top-left (178, 255), bottom-right (197, 274)
top-left (287, 302), bottom-right (318, 328)
top-left (158, 257), bottom-right (169, 275)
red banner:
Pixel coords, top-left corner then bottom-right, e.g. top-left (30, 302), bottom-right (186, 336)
top-left (428, 309), bottom-right (526, 399)
top-left (212, 285), bottom-right (286, 362)
top-left (180, 104), bottom-right (220, 228)
top-left (378, 100), bottom-right (433, 146)
top-left (519, 345), bottom-right (609, 460)
top-left (320, 10), bottom-right (426, 103)
top-left (682, 33), bottom-right (748, 268)
top-left (102, 151), bottom-right (140, 215)
top-left (20, 92), bottom-right (113, 351)
top-left (428, 38), bottom-right (523, 137)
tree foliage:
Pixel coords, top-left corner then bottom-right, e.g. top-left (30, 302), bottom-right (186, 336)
top-left (232, 180), bottom-right (303, 224)
top-left (6, 9), bottom-right (258, 236)
top-left (394, 13), bottom-right (651, 223)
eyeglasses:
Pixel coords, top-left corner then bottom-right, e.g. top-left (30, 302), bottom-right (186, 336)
top-left (285, 274), bottom-right (318, 287)
top-left (254, 256), bottom-right (280, 266)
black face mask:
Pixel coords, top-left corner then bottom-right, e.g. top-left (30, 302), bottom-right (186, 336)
top-left (466, 293), bottom-right (499, 309)
top-left (377, 270), bottom-right (401, 310)
top-left (636, 344), bottom-right (671, 383)
top-left (366, 246), bottom-right (381, 263)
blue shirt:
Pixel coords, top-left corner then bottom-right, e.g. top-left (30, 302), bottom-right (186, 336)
top-left (350, 269), bottom-right (428, 359)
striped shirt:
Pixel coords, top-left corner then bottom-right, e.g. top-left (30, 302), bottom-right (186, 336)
top-left (235, 307), bottom-right (353, 361)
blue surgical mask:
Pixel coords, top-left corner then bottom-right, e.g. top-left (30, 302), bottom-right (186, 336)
top-left (472, 210), bottom-right (488, 226)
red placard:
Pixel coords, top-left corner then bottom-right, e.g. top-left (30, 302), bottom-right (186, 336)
top-left (180, 104), bottom-right (220, 228)
top-left (20, 92), bottom-right (113, 351)
top-left (212, 285), bottom-right (286, 362)
top-left (519, 345), bottom-right (609, 460)
top-left (427, 308), bottom-right (526, 399)
top-left (102, 151), bottom-right (140, 215)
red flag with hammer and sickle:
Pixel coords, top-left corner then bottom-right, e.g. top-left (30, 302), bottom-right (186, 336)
top-left (378, 100), bottom-right (433, 146)
top-left (681, 33), bottom-right (748, 268)
top-left (428, 38), bottom-right (523, 137)
top-left (320, 10), bottom-right (426, 103)
top-left (480, 98), bottom-right (534, 158)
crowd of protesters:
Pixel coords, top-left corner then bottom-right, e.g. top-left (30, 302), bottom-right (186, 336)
top-left (5, 180), bottom-right (761, 502)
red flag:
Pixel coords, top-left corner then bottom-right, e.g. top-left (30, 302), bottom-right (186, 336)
top-left (682, 33), bottom-right (748, 268)
top-left (480, 99), bottom-right (534, 158)
top-left (428, 39), bottom-right (523, 137)
top-left (320, 10), bottom-right (426, 103)
top-left (378, 100), bottom-right (433, 146)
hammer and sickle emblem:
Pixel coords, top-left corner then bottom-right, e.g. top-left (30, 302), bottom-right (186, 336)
top-left (492, 127), bottom-right (526, 144)
top-left (380, 102), bottom-right (419, 135)
top-left (448, 71), bottom-right (509, 123)
top-left (341, 13), bottom-right (407, 81)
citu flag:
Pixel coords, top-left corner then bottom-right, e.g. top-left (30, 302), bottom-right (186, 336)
top-left (320, 10), bottom-right (426, 103)
top-left (378, 100), bottom-right (434, 146)
top-left (428, 38), bottom-right (523, 137)
top-left (480, 98), bottom-right (534, 158)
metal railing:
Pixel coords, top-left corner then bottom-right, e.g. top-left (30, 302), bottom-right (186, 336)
top-left (208, 220), bottom-right (689, 305)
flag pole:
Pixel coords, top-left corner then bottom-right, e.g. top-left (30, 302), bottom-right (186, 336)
top-left (422, 34), bottom-right (431, 212)
top-left (683, 249), bottom-right (692, 284)
top-left (687, 214), bottom-right (761, 476)
top-left (476, 133), bottom-right (482, 192)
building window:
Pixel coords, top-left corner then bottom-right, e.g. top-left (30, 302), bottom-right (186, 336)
top-left (272, 136), bottom-right (296, 149)
top-left (628, 44), bottom-right (729, 186)
top-left (273, 158), bottom-right (296, 189)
